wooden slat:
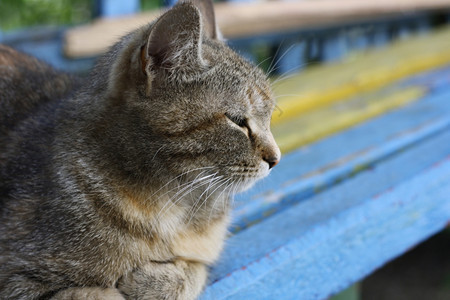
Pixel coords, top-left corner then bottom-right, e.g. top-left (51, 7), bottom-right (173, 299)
top-left (231, 69), bottom-right (450, 232)
top-left (64, 0), bottom-right (450, 58)
top-left (272, 86), bottom-right (425, 153)
top-left (204, 149), bottom-right (450, 299)
top-left (271, 25), bottom-right (450, 125)
top-left (205, 75), bottom-right (450, 295)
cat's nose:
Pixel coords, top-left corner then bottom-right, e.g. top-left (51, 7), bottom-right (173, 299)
top-left (261, 131), bottom-right (281, 169)
top-left (263, 154), bottom-right (280, 169)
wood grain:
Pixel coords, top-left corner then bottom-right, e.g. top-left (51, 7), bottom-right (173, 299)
top-left (232, 69), bottom-right (450, 232)
top-left (272, 86), bottom-right (425, 153)
top-left (201, 67), bottom-right (450, 299)
top-left (271, 25), bottom-right (450, 125)
top-left (205, 150), bottom-right (450, 299)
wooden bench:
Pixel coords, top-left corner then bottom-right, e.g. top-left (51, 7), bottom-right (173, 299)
top-left (200, 26), bottom-right (450, 298)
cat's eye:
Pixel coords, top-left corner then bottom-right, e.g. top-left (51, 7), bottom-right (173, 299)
top-left (225, 113), bottom-right (247, 128)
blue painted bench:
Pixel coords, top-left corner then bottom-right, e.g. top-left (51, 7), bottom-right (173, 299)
top-left (201, 66), bottom-right (450, 299)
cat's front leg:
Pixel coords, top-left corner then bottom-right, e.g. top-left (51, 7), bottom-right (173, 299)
top-left (51, 287), bottom-right (125, 299)
top-left (117, 260), bottom-right (207, 300)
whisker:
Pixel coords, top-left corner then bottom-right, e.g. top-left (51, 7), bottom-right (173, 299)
top-left (187, 177), bottom-right (229, 226)
top-left (270, 61), bottom-right (315, 87)
top-left (184, 174), bottom-right (222, 222)
top-left (267, 40), bottom-right (285, 76)
top-left (151, 166), bottom-right (215, 197)
top-left (156, 171), bottom-right (216, 218)
top-left (274, 93), bottom-right (306, 101)
top-left (255, 55), bottom-right (273, 70)
top-left (226, 178), bottom-right (241, 211)
top-left (271, 74), bottom-right (298, 87)
top-left (269, 60), bottom-right (314, 79)
top-left (155, 170), bottom-right (209, 208)
top-left (151, 145), bottom-right (165, 162)
top-left (268, 43), bottom-right (296, 76)
top-left (207, 178), bottom-right (233, 224)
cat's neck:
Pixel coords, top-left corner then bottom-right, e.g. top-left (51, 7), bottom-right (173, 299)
top-left (55, 146), bottom-right (231, 234)
top-left (118, 176), bottom-right (232, 228)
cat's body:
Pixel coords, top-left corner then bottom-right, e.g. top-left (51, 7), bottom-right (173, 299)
top-left (0, 0), bottom-right (280, 299)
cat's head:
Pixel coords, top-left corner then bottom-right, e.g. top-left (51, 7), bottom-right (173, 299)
top-left (98, 0), bottom-right (280, 194)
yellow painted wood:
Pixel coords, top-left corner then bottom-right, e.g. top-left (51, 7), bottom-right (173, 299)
top-left (271, 26), bottom-right (450, 125)
top-left (272, 86), bottom-right (425, 153)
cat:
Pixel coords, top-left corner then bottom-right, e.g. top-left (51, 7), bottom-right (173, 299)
top-left (0, 0), bottom-right (280, 299)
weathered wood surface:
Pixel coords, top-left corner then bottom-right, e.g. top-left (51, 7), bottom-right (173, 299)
top-left (202, 66), bottom-right (450, 299)
top-left (64, 0), bottom-right (450, 58)
top-left (271, 25), bottom-right (450, 126)
top-left (234, 66), bottom-right (450, 232)
top-left (272, 86), bottom-right (424, 152)
top-left (205, 152), bottom-right (450, 299)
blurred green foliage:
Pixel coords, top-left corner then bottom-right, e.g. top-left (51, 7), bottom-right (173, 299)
top-left (141, 0), bottom-right (161, 11)
top-left (0, 0), bottom-right (166, 31)
top-left (0, 0), bottom-right (93, 31)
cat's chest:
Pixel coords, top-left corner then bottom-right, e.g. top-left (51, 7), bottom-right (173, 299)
top-left (123, 213), bottom-right (229, 268)
top-left (119, 191), bottom-right (229, 265)
top-left (170, 214), bottom-right (229, 265)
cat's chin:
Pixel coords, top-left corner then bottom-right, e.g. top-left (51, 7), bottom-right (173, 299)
top-left (232, 162), bottom-right (271, 193)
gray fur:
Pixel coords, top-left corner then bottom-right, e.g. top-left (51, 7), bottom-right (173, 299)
top-left (0, 0), bottom-right (280, 299)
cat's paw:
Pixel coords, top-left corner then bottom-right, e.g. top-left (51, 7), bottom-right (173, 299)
top-left (117, 260), bottom-right (207, 300)
top-left (51, 287), bottom-right (125, 300)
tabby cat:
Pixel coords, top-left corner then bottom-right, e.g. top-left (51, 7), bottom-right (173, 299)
top-left (0, 0), bottom-right (280, 299)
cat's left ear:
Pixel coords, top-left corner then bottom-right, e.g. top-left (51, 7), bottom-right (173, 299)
top-left (142, 0), bottom-right (223, 76)
top-left (143, 1), bottom-right (214, 75)
top-left (188, 0), bottom-right (222, 40)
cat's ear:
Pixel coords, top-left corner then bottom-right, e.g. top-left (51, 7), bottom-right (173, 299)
top-left (188, 0), bottom-right (221, 40)
top-left (144, 2), bottom-right (205, 72)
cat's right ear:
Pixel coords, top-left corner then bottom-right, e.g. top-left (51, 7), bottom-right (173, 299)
top-left (142, 2), bottom-right (206, 76)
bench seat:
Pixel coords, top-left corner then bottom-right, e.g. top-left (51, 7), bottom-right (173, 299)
top-left (202, 65), bottom-right (450, 299)
top-left (201, 25), bottom-right (450, 298)
top-left (271, 25), bottom-right (450, 128)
